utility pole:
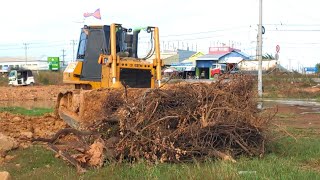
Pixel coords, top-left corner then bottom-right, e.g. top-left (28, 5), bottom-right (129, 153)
top-left (70, 40), bottom-right (77, 62)
top-left (257, 0), bottom-right (263, 98)
top-left (62, 49), bottom-right (66, 66)
top-left (23, 43), bottom-right (29, 65)
top-left (289, 59), bottom-right (292, 72)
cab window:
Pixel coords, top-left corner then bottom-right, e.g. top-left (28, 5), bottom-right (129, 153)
top-left (8, 71), bottom-right (16, 77)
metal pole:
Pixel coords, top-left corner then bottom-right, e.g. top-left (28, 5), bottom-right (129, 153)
top-left (258, 0), bottom-right (263, 98)
top-left (62, 49), bottom-right (66, 66)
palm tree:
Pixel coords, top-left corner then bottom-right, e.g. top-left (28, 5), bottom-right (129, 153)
top-left (262, 53), bottom-right (275, 60)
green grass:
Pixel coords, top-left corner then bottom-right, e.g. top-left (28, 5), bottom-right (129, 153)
top-left (0, 107), bottom-right (53, 116)
top-left (275, 113), bottom-right (297, 119)
top-left (261, 74), bottom-right (320, 99)
top-left (1, 129), bottom-right (320, 180)
top-left (0, 146), bottom-right (78, 180)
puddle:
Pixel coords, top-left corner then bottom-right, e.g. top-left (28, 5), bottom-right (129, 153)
top-left (259, 99), bottom-right (320, 107)
top-left (257, 99), bottom-right (320, 114)
top-left (0, 100), bottom-right (55, 109)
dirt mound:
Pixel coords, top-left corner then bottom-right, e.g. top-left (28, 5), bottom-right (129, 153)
top-left (0, 112), bottom-right (67, 147)
top-left (0, 85), bottom-right (73, 101)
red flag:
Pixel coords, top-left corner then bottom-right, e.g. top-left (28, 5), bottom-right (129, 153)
top-left (83, 9), bottom-right (101, 19)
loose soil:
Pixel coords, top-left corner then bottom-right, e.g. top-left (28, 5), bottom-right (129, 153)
top-left (0, 112), bottom-right (67, 148)
top-left (0, 85), bottom-right (73, 101)
top-left (268, 104), bottom-right (320, 132)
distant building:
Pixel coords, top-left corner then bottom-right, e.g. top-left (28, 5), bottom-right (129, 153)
top-left (195, 47), bottom-right (251, 79)
top-left (0, 57), bottom-right (49, 73)
top-left (208, 46), bottom-right (241, 55)
top-left (147, 49), bottom-right (197, 65)
top-left (238, 60), bottom-right (278, 71)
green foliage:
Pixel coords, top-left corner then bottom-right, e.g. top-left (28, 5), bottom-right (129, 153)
top-left (34, 71), bottom-right (63, 85)
top-left (262, 53), bottom-right (275, 60)
top-left (0, 107), bottom-right (53, 116)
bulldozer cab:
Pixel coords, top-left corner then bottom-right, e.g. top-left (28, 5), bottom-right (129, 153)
top-left (75, 24), bottom-right (157, 88)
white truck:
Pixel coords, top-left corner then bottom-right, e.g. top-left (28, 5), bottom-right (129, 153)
top-left (8, 70), bottom-right (35, 86)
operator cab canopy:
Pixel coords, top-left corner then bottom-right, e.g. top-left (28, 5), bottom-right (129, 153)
top-left (77, 24), bottom-right (154, 60)
top-left (76, 24), bottom-right (156, 83)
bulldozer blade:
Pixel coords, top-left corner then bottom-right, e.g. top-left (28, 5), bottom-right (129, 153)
top-left (56, 90), bottom-right (83, 129)
top-left (58, 107), bottom-right (80, 129)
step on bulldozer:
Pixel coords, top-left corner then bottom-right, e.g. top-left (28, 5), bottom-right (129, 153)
top-left (56, 23), bottom-right (163, 129)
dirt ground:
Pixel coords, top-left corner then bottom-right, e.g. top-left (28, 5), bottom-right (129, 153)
top-left (267, 103), bottom-right (320, 132)
top-left (0, 112), bottom-right (67, 148)
top-left (0, 85), bottom-right (73, 101)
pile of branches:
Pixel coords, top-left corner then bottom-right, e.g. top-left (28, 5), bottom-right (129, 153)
top-left (35, 75), bottom-right (271, 171)
top-left (96, 75), bottom-right (270, 163)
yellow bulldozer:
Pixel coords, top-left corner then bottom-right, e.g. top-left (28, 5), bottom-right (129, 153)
top-left (56, 23), bottom-right (163, 129)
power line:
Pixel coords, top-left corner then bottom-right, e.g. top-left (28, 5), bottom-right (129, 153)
top-left (0, 47), bottom-right (24, 51)
top-left (0, 43), bottom-right (68, 51)
top-left (268, 29), bottom-right (320, 32)
top-left (160, 26), bottom-right (248, 38)
top-left (264, 24), bottom-right (320, 26)
top-left (140, 30), bottom-right (250, 42)
top-left (0, 40), bottom-right (67, 47)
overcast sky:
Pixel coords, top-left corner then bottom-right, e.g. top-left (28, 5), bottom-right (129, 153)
top-left (0, 0), bottom-right (319, 70)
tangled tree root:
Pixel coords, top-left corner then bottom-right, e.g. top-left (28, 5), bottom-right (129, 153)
top-left (37, 75), bottom-right (272, 171)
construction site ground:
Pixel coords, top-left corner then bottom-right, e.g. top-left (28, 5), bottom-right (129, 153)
top-left (0, 83), bottom-right (319, 179)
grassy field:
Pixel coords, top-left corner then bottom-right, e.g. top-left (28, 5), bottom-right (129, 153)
top-left (1, 130), bottom-right (319, 180)
top-left (263, 73), bottom-right (320, 99)
top-left (0, 107), bottom-right (53, 116)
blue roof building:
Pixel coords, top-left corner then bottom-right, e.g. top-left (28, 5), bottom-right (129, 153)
top-left (195, 49), bottom-right (251, 79)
